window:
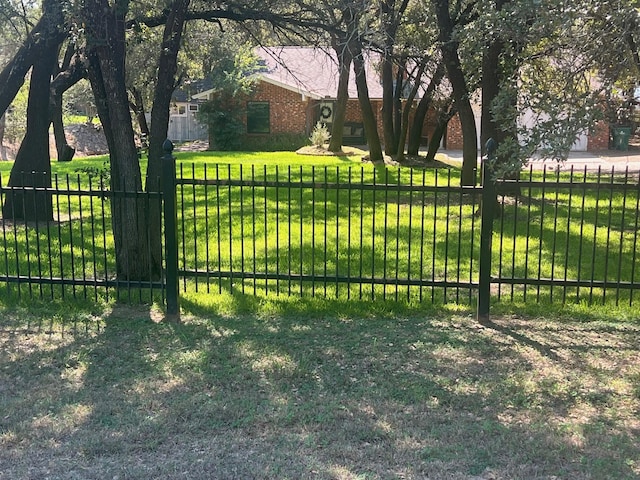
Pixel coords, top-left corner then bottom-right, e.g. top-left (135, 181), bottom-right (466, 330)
top-left (189, 104), bottom-right (199, 112)
top-left (171, 104), bottom-right (187, 115)
top-left (247, 102), bottom-right (270, 134)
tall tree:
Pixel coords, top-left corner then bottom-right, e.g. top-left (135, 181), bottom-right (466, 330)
top-left (145, 0), bottom-right (191, 279)
top-left (432, 0), bottom-right (478, 185)
top-left (1, 0), bottom-right (66, 221)
top-left (379, 0), bottom-right (410, 156)
top-left (353, 40), bottom-right (384, 162)
top-left (84, 0), bottom-right (153, 281)
top-left (328, 5), bottom-right (357, 153)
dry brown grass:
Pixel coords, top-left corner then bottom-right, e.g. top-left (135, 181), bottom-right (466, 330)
top-left (0, 304), bottom-right (638, 479)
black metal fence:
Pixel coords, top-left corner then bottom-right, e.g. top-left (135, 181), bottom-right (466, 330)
top-left (0, 171), bottom-right (165, 304)
top-left (1, 154), bottom-right (639, 317)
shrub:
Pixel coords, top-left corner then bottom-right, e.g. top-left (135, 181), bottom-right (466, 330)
top-left (309, 121), bottom-right (331, 147)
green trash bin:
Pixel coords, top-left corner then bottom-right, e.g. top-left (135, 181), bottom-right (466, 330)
top-left (612, 126), bottom-right (632, 151)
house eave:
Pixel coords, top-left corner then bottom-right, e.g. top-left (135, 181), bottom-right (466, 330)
top-left (253, 74), bottom-right (324, 100)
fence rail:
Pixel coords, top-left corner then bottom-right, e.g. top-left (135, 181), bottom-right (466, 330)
top-left (0, 173), bottom-right (165, 304)
top-left (1, 155), bottom-right (639, 317)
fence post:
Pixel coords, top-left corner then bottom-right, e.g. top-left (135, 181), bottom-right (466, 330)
top-left (161, 139), bottom-right (180, 318)
top-left (477, 138), bottom-right (497, 322)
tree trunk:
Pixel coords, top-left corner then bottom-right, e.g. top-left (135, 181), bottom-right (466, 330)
top-left (434, 0), bottom-right (478, 185)
top-left (379, 0), bottom-right (410, 157)
top-left (381, 52), bottom-right (397, 156)
top-left (353, 44), bottom-right (383, 163)
top-left (0, 112), bottom-right (6, 161)
top-left (145, 0), bottom-right (191, 281)
top-left (129, 86), bottom-right (150, 137)
top-left (0, 3), bottom-right (67, 117)
top-left (425, 100), bottom-right (456, 163)
top-left (407, 62), bottom-right (445, 156)
top-left (84, 0), bottom-right (153, 281)
top-left (395, 61), bottom-right (426, 162)
top-left (49, 48), bottom-right (87, 162)
top-left (51, 94), bottom-right (75, 161)
top-left (2, 25), bottom-right (62, 221)
top-left (328, 38), bottom-right (353, 152)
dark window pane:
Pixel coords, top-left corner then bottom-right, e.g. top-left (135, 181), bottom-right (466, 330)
top-left (247, 102), bottom-right (270, 134)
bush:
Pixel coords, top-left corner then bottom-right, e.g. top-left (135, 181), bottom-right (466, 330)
top-left (309, 121), bottom-right (331, 147)
top-left (239, 133), bottom-right (308, 152)
top-left (198, 97), bottom-right (246, 151)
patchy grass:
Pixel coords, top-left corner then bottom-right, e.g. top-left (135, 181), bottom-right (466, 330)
top-left (1, 299), bottom-right (638, 479)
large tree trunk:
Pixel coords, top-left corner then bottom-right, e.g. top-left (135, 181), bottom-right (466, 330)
top-left (0, 3), bottom-right (67, 117)
top-left (434, 0), bottom-right (478, 185)
top-left (145, 0), bottom-right (191, 280)
top-left (353, 44), bottom-right (383, 163)
top-left (84, 0), bottom-right (153, 281)
top-left (1, 23), bottom-right (62, 221)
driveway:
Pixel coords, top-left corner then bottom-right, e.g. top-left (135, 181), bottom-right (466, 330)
top-left (440, 147), bottom-right (640, 173)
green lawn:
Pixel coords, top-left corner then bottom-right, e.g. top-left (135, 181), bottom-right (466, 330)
top-left (0, 152), bottom-right (638, 307)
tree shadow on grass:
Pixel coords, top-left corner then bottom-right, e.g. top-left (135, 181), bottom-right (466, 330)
top-left (0, 300), bottom-right (638, 479)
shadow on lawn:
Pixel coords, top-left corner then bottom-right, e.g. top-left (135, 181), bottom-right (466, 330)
top-left (0, 299), bottom-right (639, 479)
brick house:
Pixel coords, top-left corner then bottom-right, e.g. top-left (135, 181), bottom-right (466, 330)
top-left (191, 46), bottom-right (388, 146)
top-left (188, 46), bottom-right (609, 152)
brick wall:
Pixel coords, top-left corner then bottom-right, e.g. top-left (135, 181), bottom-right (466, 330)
top-left (248, 80), bottom-right (384, 140)
top-left (250, 82), bottom-right (310, 134)
top-left (445, 114), bottom-right (464, 149)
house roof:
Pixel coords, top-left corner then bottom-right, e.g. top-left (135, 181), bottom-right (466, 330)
top-left (192, 46), bottom-right (384, 101)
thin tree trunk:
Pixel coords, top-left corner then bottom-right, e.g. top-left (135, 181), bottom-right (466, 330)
top-left (434, 0), bottom-right (478, 185)
top-left (407, 62), bottom-right (445, 156)
top-left (395, 61), bottom-right (426, 162)
top-left (381, 52), bottom-right (397, 155)
top-left (328, 39), bottom-right (353, 152)
top-left (0, 112), bottom-right (6, 161)
top-left (353, 44), bottom-right (383, 163)
top-left (129, 86), bottom-right (150, 137)
top-left (425, 100), bottom-right (456, 163)
top-left (51, 95), bottom-right (75, 161)
top-left (145, 0), bottom-right (191, 280)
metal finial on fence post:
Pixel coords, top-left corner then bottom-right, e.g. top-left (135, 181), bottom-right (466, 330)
top-left (477, 138), bottom-right (497, 323)
top-left (161, 139), bottom-right (180, 319)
